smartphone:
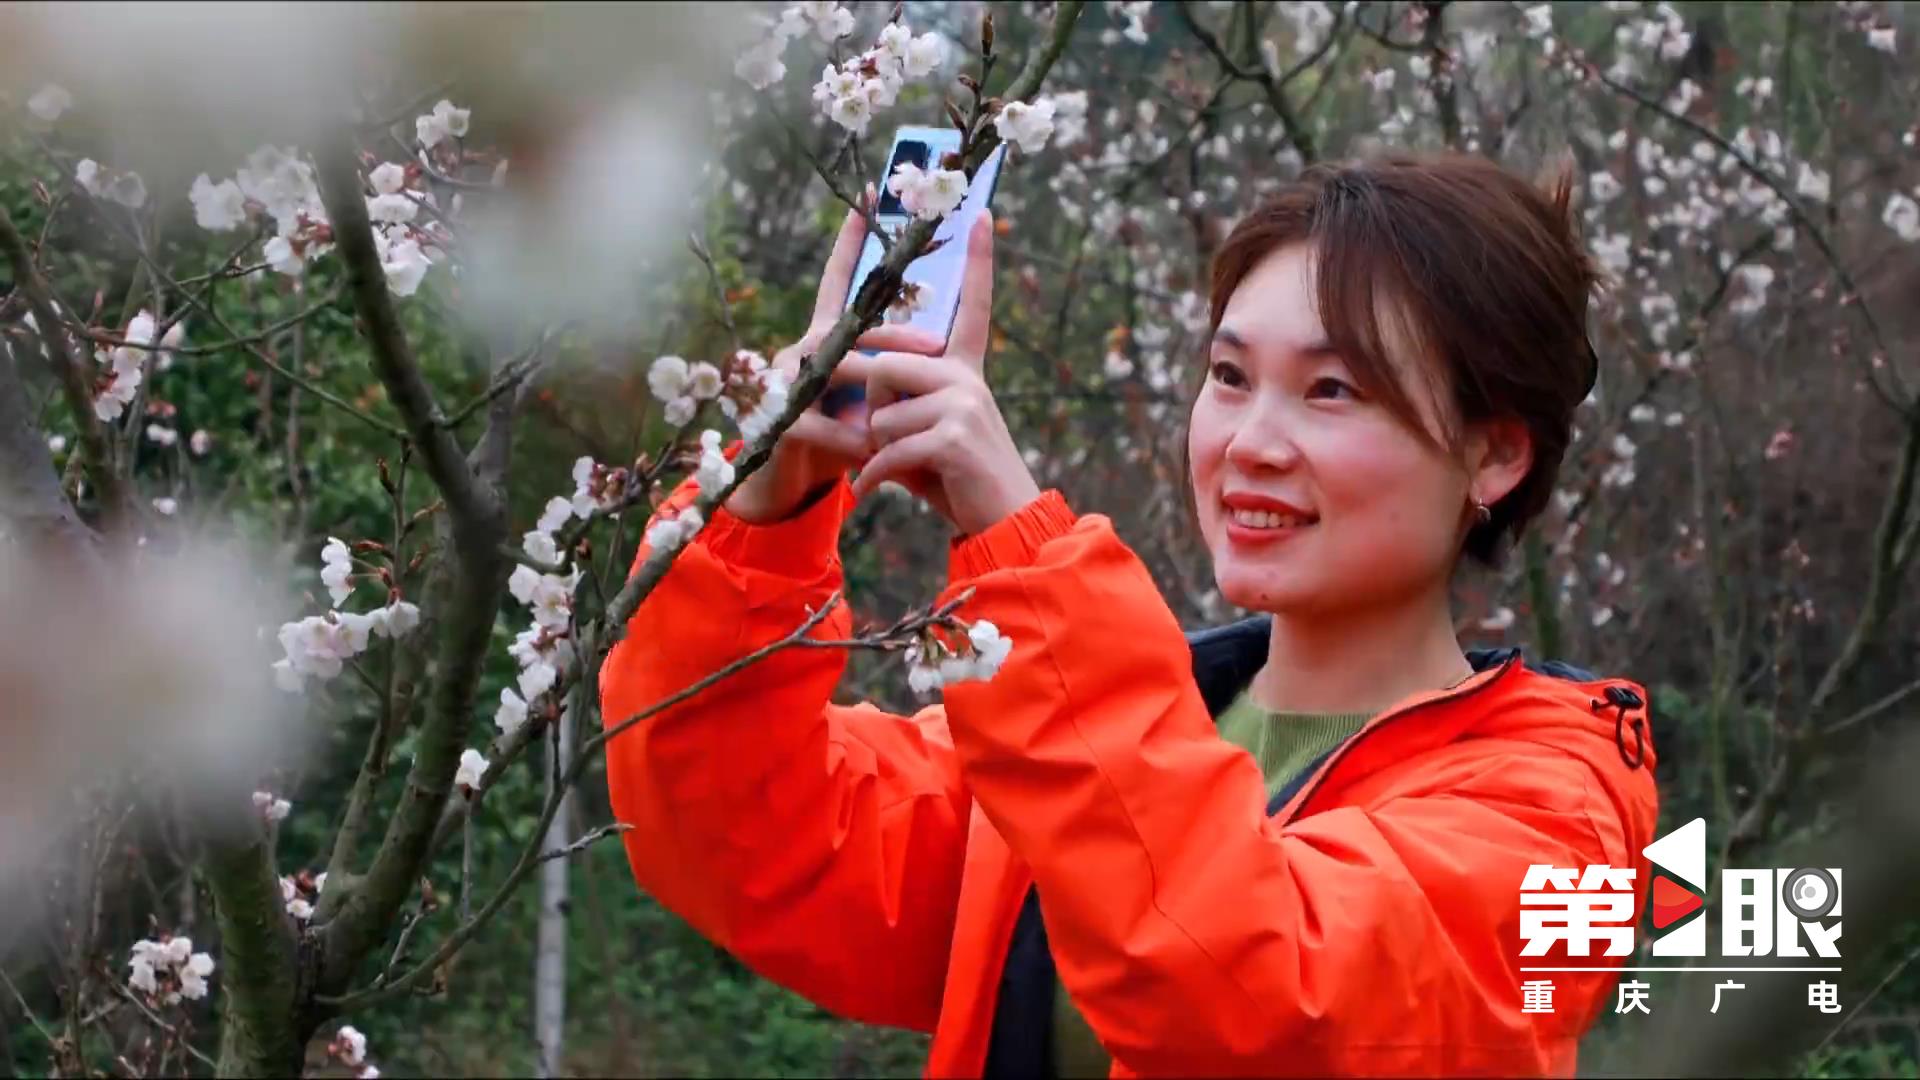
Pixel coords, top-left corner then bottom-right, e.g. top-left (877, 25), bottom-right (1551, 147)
top-left (820, 126), bottom-right (1007, 418)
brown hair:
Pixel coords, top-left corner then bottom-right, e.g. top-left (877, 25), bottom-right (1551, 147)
top-left (1191, 152), bottom-right (1599, 569)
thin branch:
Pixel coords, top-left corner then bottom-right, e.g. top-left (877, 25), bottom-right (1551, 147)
top-left (76, 292), bottom-right (340, 359)
top-left (440, 330), bottom-right (559, 430)
top-left (320, 590), bottom-right (849, 1010)
top-left (91, 228), bottom-right (406, 440)
top-left (102, 979), bottom-right (219, 1070)
top-left (1821, 676), bottom-right (1920, 739)
top-left (0, 966), bottom-right (59, 1052)
top-left (534, 822), bottom-right (632, 866)
top-left (0, 205), bottom-right (130, 525)
top-left (689, 229), bottom-right (744, 352)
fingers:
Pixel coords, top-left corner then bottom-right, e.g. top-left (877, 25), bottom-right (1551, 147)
top-left (946, 211), bottom-right (996, 363)
top-left (863, 350), bottom-right (972, 410)
top-left (785, 410), bottom-right (872, 462)
top-left (809, 205), bottom-right (871, 328)
top-left (851, 427), bottom-right (948, 502)
top-left (865, 388), bottom-right (954, 450)
top-left (854, 324), bottom-right (946, 355)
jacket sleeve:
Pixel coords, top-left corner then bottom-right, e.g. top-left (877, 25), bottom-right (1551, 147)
top-left (599, 476), bottom-right (971, 1032)
top-left (938, 492), bottom-right (1652, 1075)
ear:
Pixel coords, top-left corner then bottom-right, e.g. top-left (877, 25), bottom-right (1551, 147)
top-left (1467, 417), bottom-right (1533, 507)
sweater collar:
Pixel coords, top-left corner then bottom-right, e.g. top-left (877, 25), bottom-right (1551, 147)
top-left (1185, 613), bottom-right (1593, 718)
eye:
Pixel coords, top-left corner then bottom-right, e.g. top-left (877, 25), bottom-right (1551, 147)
top-left (1209, 359), bottom-right (1249, 389)
top-left (1308, 376), bottom-right (1358, 400)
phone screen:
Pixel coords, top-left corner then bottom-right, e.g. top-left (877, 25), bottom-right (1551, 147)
top-left (822, 127), bottom-right (1005, 417)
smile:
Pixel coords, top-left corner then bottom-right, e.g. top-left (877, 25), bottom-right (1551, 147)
top-left (1226, 507), bottom-right (1317, 529)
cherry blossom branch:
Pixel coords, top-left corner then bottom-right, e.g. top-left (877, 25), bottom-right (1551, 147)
top-left (96, 240), bottom-right (407, 440)
top-left (76, 292), bottom-right (340, 359)
top-left (1173, 0), bottom-right (1344, 163)
top-left (597, 0), bottom-right (1086, 654)
top-left (321, 1), bottom-right (1087, 1019)
top-left (344, 581), bottom-right (973, 1010)
top-left (319, 591), bottom-right (846, 1010)
top-left (0, 205), bottom-right (131, 527)
top-left (1726, 407), bottom-right (1920, 856)
top-left (310, 131), bottom-right (513, 1008)
top-left (313, 134), bottom-right (496, 530)
top-left (1584, 67), bottom-right (1907, 413)
top-left (101, 976), bottom-right (219, 1070)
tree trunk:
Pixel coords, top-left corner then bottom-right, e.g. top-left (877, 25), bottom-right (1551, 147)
top-left (534, 708), bottom-right (573, 1078)
top-left (203, 832), bottom-right (303, 1078)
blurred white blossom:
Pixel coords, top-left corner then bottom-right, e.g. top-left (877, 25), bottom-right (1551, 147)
top-left (189, 174), bottom-right (247, 231)
top-left (27, 82), bottom-right (72, 123)
top-left (252, 790), bottom-right (292, 822)
top-left (415, 98), bottom-right (471, 149)
top-left (1884, 193), bottom-right (1920, 242)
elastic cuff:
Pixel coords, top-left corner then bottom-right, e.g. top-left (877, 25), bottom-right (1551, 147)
top-left (702, 476), bottom-right (852, 579)
top-left (948, 489), bottom-right (1078, 581)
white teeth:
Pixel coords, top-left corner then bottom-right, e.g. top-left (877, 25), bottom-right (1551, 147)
top-left (1228, 507), bottom-right (1313, 529)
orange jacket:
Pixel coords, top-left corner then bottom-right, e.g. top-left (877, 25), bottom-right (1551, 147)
top-left (601, 478), bottom-right (1661, 1077)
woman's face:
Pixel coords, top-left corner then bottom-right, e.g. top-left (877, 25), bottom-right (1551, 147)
top-left (1188, 245), bottom-right (1477, 617)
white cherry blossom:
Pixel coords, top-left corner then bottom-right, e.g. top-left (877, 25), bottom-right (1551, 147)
top-left (189, 174), bottom-right (248, 231)
top-left (369, 162), bottom-right (408, 195)
top-left (649, 355), bottom-right (691, 401)
top-left (995, 98), bottom-right (1058, 154)
top-left (455, 748), bottom-right (488, 790)
top-left (495, 687), bottom-right (529, 735)
top-left (416, 99), bottom-right (471, 149)
top-left (381, 237), bottom-right (432, 297)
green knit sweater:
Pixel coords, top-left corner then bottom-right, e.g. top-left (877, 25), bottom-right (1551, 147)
top-left (1049, 692), bottom-right (1374, 1077)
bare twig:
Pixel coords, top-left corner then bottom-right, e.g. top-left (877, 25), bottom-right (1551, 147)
top-left (0, 966), bottom-right (59, 1052)
top-left (0, 205), bottom-right (130, 525)
top-left (102, 978), bottom-right (219, 1070)
top-left (76, 292), bottom-right (340, 359)
top-left (534, 822), bottom-right (633, 866)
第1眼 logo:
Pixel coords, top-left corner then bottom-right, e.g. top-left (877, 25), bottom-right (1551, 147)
top-left (1643, 817), bottom-right (1842, 959)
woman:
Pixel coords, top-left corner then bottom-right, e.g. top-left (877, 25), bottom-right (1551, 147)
top-left (600, 153), bottom-right (1661, 1077)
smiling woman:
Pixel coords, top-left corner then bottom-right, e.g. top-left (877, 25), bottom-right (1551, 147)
top-left (603, 151), bottom-right (1660, 1078)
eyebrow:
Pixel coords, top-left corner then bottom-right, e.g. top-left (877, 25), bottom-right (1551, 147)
top-left (1210, 326), bottom-right (1339, 358)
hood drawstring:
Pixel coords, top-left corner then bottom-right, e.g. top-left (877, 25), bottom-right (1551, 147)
top-left (1593, 685), bottom-right (1646, 769)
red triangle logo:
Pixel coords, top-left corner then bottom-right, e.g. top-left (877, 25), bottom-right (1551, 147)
top-left (1651, 873), bottom-right (1703, 929)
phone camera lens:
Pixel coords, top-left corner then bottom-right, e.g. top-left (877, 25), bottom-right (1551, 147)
top-left (876, 140), bottom-right (931, 217)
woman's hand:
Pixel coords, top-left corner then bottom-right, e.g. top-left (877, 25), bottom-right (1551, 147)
top-left (724, 206), bottom-right (946, 525)
top-left (851, 212), bottom-right (1040, 536)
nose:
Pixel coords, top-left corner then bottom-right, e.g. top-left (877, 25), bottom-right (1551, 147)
top-left (1221, 397), bottom-right (1303, 474)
